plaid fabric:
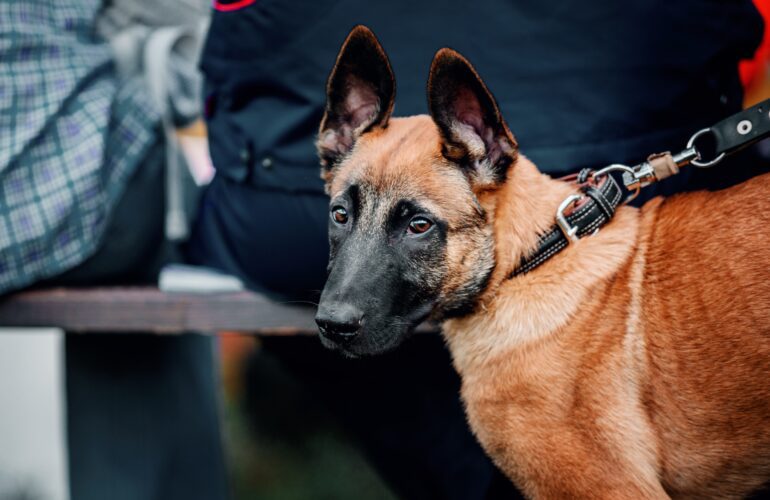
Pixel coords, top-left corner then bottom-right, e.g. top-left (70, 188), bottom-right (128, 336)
top-left (0, 1), bottom-right (159, 293)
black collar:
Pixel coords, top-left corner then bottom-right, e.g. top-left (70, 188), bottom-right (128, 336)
top-left (511, 174), bottom-right (624, 277)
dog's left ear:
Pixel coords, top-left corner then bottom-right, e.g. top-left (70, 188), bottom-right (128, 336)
top-left (427, 48), bottom-right (517, 189)
top-left (317, 25), bottom-right (396, 177)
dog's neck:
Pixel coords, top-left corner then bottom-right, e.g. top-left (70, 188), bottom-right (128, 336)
top-left (443, 157), bottom-right (639, 373)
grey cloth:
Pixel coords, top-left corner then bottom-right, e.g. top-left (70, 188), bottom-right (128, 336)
top-left (97, 0), bottom-right (209, 126)
top-left (97, 0), bottom-right (210, 241)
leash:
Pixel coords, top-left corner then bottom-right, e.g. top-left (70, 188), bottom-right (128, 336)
top-left (513, 97), bottom-right (770, 277)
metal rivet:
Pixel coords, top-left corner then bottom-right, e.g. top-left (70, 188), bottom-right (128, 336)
top-left (261, 157), bottom-right (273, 169)
top-left (720, 94), bottom-right (728, 105)
top-left (239, 149), bottom-right (250, 163)
top-left (737, 120), bottom-right (752, 135)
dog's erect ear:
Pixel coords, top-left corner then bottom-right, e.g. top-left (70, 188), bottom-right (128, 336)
top-left (427, 48), bottom-right (517, 188)
top-left (317, 26), bottom-right (396, 174)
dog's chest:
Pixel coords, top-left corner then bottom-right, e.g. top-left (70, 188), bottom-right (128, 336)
top-left (447, 289), bottom-right (665, 483)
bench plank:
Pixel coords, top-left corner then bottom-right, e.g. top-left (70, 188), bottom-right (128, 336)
top-left (0, 287), bottom-right (319, 334)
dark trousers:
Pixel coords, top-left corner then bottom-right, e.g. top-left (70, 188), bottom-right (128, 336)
top-left (48, 142), bottom-right (229, 500)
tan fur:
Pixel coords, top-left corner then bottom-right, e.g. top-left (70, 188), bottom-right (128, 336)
top-left (329, 116), bottom-right (497, 307)
top-left (330, 113), bottom-right (770, 498)
top-left (450, 160), bottom-right (770, 499)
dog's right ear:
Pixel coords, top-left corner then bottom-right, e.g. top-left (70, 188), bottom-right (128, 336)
top-left (317, 26), bottom-right (396, 179)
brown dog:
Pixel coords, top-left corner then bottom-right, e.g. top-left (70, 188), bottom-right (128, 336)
top-left (314, 26), bottom-right (770, 498)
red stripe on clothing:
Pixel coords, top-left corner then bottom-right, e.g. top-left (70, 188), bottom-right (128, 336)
top-left (212, 0), bottom-right (256, 12)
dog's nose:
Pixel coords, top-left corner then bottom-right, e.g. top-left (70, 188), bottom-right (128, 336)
top-left (315, 303), bottom-right (364, 343)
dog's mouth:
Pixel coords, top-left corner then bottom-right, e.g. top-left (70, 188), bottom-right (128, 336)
top-left (318, 326), bottom-right (408, 358)
top-left (317, 305), bottom-right (432, 358)
top-left (319, 335), bottom-right (398, 359)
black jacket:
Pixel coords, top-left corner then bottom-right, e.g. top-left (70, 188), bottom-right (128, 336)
top-left (201, 0), bottom-right (762, 195)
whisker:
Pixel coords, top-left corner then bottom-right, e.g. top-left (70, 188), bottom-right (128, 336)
top-left (278, 300), bottom-right (320, 307)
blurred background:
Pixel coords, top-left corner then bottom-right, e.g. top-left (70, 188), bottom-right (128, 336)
top-left (2, 0), bottom-right (770, 499)
top-left (0, 329), bottom-right (398, 500)
top-left (213, 335), bottom-right (397, 500)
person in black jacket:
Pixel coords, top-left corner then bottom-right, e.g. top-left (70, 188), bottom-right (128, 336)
top-left (188, 2), bottom-right (765, 498)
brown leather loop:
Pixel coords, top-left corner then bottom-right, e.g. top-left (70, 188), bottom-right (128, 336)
top-left (647, 151), bottom-right (679, 181)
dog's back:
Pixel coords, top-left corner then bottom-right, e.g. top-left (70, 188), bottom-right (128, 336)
top-left (638, 172), bottom-right (770, 496)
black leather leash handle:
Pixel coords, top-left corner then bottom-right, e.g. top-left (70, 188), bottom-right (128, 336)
top-left (686, 97), bottom-right (770, 168)
top-left (711, 97), bottom-right (770, 157)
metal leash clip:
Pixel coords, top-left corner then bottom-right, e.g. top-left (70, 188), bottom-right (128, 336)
top-left (619, 145), bottom-right (700, 192)
top-left (592, 128), bottom-right (710, 203)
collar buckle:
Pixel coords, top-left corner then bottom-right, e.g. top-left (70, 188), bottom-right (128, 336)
top-left (555, 194), bottom-right (584, 243)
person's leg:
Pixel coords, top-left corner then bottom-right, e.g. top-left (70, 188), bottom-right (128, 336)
top-left (65, 334), bottom-right (227, 500)
top-left (186, 178), bottom-right (330, 301)
top-left (51, 141), bottom-right (228, 500)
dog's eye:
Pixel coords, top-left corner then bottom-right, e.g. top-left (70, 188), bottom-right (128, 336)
top-left (407, 216), bottom-right (433, 235)
top-left (331, 206), bottom-right (348, 224)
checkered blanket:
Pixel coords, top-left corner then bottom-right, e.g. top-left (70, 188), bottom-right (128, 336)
top-left (0, 1), bottom-right (159, 293)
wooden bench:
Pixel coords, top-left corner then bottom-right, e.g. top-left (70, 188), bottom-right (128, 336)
top-left (0, 287), bottom-right (438, 335)
top-left (0, 287), bottom-right (319, 334)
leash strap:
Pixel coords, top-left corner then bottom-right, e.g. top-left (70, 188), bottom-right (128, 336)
top-left (624, 97), bottom-right (770, 189)
top-left (513, 98), bottom-right (770, 277)
top-left (711, 98), bottom-right (770, 157)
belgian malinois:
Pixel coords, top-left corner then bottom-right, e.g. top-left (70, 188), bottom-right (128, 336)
top-left (314, 26), bottom-right (770, 498)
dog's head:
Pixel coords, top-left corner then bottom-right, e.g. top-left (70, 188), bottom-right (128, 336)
top-left (315, 26), bottom-right (518, 357)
